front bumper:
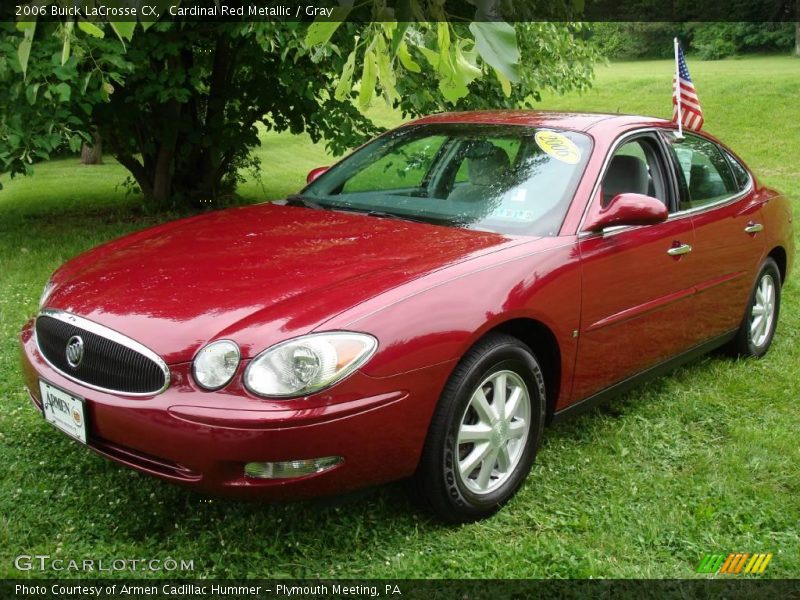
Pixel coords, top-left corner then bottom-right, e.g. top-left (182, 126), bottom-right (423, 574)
top-left (20, 320), bottom-right (452, 499)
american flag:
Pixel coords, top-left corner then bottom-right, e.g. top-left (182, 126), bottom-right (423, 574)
top-left (672, 44), bottom-right (704, 131)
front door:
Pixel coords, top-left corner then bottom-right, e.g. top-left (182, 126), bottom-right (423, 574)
top-left (573, 132), bottom-right (696, 402)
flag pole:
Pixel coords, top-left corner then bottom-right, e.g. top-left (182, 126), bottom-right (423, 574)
top-left (674, 37), bottom-right (684, 138)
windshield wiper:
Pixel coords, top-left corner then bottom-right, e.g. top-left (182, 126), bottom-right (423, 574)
top-left (286, 198), bottom-right (427, 224)
top-left (285, 195), bottom-right (327, 210)
top-left (365, 210), bottom-right (427, 223)
top-left (332, 206), bottom-right (428, 224)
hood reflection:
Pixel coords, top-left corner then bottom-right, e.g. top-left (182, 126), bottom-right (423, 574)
top-left (47, 203), bottom-right (518, 362)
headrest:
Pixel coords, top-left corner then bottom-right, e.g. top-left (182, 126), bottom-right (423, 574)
top-left (467, 146), bottom-right (510, 186)
top-left (603, 154), bottom-right (649, 202)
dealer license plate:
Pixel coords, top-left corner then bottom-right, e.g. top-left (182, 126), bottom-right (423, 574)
top-left (40, 380), bottom-right (87, 444)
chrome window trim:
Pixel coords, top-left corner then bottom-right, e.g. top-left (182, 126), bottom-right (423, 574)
top-left (666, 182), bottom-right (752, 219)
top-left (577, 127), bottom-right (753, 240)
top-left (35, 309), bottom-right (171, 397)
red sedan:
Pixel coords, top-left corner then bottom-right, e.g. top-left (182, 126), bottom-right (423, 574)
top-left (20, 112), bottom-right (793, 522)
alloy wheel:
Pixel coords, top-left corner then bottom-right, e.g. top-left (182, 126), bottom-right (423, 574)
top-left (456, 370), bottom-right (531, 495)
top-left (750, 272), bottom-right (776, 348)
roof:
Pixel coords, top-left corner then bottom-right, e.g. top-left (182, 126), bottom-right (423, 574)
top-left (410, 110), bottom-right (671, 135)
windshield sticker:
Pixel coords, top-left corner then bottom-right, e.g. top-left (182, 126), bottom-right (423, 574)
top-left (535, 131), bottom-right (581, 164)
top-left (511, 189), bottom-right (527, 203)
top-left (491, 207), bottom-right (536, 221)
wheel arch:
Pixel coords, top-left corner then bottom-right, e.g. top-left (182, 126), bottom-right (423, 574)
top-left (480, 318), bottom-right (562, 423)
top-left (767, 246), bottom-right (787, 286)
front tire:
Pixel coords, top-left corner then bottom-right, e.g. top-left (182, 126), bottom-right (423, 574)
top-left (415, 333), bottom-right (545, 523)
top-left (729, 257), bottom-right (781, 357)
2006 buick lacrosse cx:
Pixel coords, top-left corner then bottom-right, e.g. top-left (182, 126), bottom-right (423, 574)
top-left (20, 111), bottom-right (793, 522)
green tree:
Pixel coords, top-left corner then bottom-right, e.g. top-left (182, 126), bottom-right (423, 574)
top-left (0, 19), bottom-right (599, 204)
top-left (689, 22), bottom-right (795, 60)
top-left (591, 22), bottom-right (796, 61)
top-left (589, 22), bottom-right (681, 60)
top-left (0, 21), bottom-right (130, 181)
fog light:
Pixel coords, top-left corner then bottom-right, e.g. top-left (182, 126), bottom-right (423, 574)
top-left (244, 456), bottom-right (342, 479)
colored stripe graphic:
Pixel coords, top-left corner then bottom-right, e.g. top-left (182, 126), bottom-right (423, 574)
top-left (744, 554), bottom-right (760, 573)
top-left (719, 554), bottom-right (737, 573)
top-left (697, 554), bottom-right (726, 573)
top-left (733, 554), bottom-right (750, 574)
top-left (698, 553), bottom-right (773, 575)
top-left (758, 553), bottom-right (773, 574)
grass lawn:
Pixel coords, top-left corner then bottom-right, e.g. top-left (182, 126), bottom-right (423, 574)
top-left (0, 55), bottom-right (798, 579)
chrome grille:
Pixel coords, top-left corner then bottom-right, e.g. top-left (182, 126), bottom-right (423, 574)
top-left (35, 311), bottom-right (169, 396)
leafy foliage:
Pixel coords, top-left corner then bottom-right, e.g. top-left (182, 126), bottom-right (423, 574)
top-left (376, 22), bottom-right (599, 116)
top-left (690, 23), bottom-right (796, 60)
top-left (0, 17), bottom-right (599, 204)
top-left (591, 22), bottom-right (796, 61)
top-left (0, 22), bottom-right (130, 187)
top-left (98, 22), bottom-right (385, 204)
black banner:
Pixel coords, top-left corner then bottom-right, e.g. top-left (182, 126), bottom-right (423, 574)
top-left (3, 579), bottom-right (800, 600)
top-left (3, 0), bottom-right (799, 23)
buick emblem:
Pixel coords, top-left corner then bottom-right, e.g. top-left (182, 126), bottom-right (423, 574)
top-left (65, 335), bottom-right (84, 368)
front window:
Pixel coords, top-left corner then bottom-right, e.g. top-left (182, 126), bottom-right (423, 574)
top-left (601, 136), bottom-right (670, 208)
top-left (301, 124), bottom-right (592, 236)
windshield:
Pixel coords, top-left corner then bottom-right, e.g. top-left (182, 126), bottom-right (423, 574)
top-left (301, 123), bottom-right (592, 236)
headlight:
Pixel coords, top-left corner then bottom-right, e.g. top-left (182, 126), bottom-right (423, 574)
top-left (193, 340), bottom-right (241, 390)
top-left (39, 279), bottom-right (55, 309)
top-left (243, 332), bottom-right (377, 398)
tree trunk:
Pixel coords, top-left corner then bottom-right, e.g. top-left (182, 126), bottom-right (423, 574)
top-left (196, 35), bottom-right (234, 200)
top-left (114, 153), bottom-right (153, 199)
top-left (795, 22), bottom-right (800, 57)
top-left (151, 146), bottom-right (175, 202)
top-left (80, 129), bottom-right (103, 165)
top-left (149, 99), bottom-right (182, 203)
top-left (108, 34), bottom-right (242, 206)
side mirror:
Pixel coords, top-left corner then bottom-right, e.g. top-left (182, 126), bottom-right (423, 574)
top-left (306, 166), bottom-right (329, 184)
top-left (583, 193), bottom-right (668, 232)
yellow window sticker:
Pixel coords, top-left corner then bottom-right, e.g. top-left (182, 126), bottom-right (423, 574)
top-left (534, 131), bottom-right (581, 164)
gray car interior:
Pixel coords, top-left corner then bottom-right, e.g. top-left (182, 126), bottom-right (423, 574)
top-left (447, 141), bottom-right (511, 202)
top-left (602, 155), bottom-right (650, 204)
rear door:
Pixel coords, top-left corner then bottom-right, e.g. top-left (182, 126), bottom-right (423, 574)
top-left (661, 131), bottom-right (765, 346)
top-left (573, 130), bottom-right (697, 401)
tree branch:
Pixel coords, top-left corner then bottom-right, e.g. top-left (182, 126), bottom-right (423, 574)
top-left (114, 153), bottom-right (153, 198)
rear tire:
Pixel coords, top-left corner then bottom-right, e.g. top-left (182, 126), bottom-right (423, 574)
top-left (414, 333), bottom-right (545, 523)
top-left (728, 257), bottom-right (781, 357)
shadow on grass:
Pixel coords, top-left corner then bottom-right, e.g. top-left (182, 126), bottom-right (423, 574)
top-left (543, 351), bottom-right (737, 444)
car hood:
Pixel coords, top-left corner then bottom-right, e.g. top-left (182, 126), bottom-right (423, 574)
top-left (45, 203), bottom-right (525, 363)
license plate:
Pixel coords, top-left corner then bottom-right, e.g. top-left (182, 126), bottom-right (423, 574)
top-left (40, 380), bottom-right (88, 444)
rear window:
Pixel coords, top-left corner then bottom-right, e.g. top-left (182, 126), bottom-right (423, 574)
top-left (664, 132), bottom-right (739, 211)
top-left (723, 150), bottom-right (751, 192)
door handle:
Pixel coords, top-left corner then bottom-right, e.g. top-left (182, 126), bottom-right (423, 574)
top-left (744, 222), bottom-right (764, 234)
top-left (667, 243), bottom-right (693, 257)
